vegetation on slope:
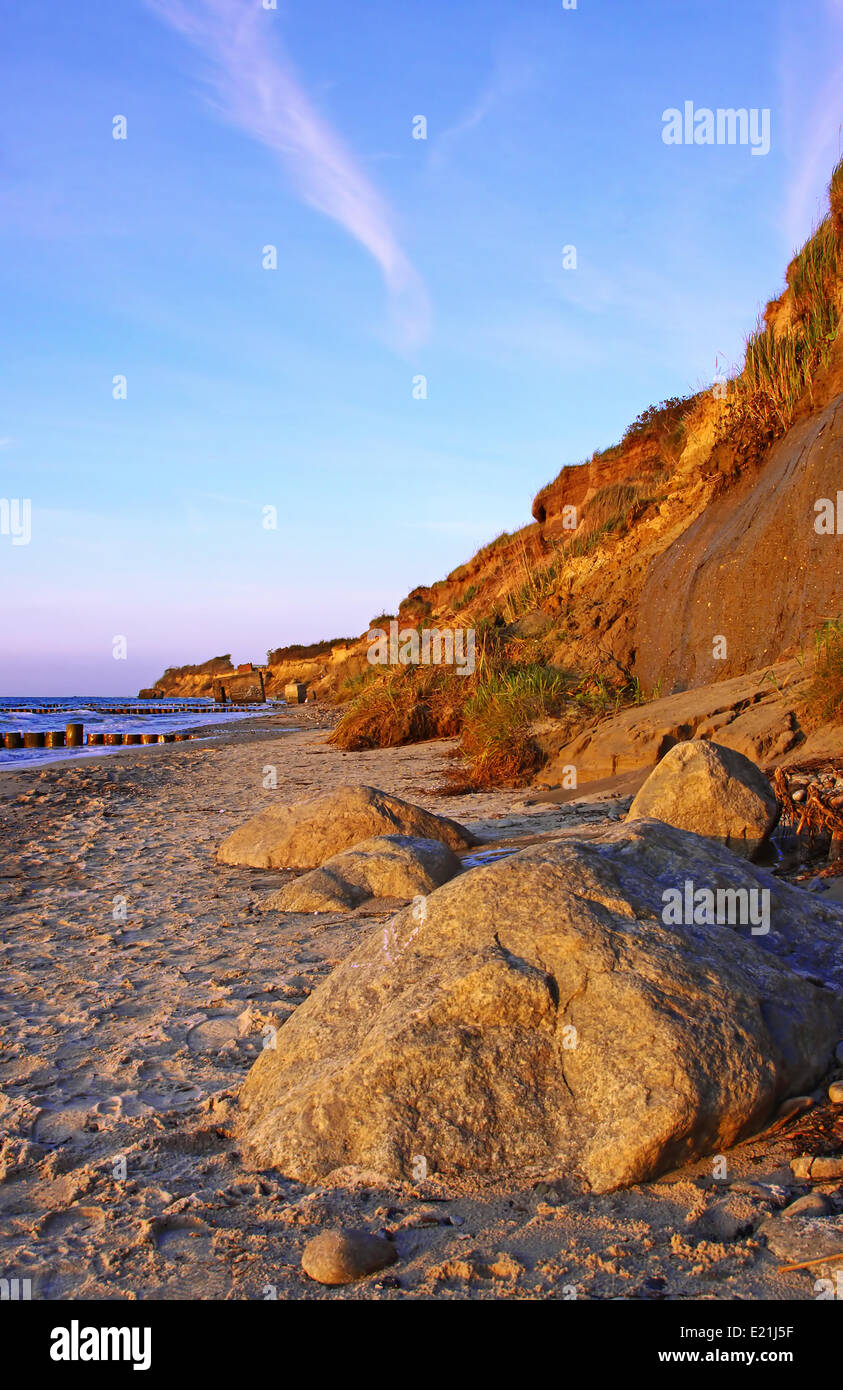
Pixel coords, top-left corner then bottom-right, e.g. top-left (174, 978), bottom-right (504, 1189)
top-left (719, 156), bottom-right (843, 454)
top-left (329, 632), bottom-right (644, 788)
top-left (804, 617), bottom-right (843, 724)
top-left (266, 637), bottom-right (354, 665)
top-left (328, 160), bottom-right (843, 785)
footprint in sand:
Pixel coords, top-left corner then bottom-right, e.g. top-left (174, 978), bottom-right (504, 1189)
top-left (150, 1214), bottom-right (213, 1260)
top-left (186, 1017), bottom-right (240, 1055)
top-left (33, 1108), bottom-right (91, 1146)
top-left (91, 1096), bottom-right (124, 1125)
top-left (40, 1206), bottom-right (106, 1240)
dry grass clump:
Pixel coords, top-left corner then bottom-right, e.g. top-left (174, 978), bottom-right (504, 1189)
top-left (804, 617), bottom-right (843, 724)
top-left (500, 479), bottom-right (667, 621)
top-left (330, 634), bottom-right (647, 787)
top-left (830, 154), bottom-right (843, 239)
top-left (451, 664), bottom-right (569, 787)
top-left (329, 662), bottom-right (465, 750)
top-left (564, 479), bottom-right (664, 560)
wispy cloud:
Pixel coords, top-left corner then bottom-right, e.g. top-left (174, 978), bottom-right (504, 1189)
top-left (430, 57), bottom-right (535, 169)
top-left (147, 0), bottom-right (429, 348)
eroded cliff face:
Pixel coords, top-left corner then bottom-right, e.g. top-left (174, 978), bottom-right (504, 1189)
top-left (383, 383), bottom-right (843, 695)
top-left (634, 392), bottom-right (843, 691)
top-left (151, 375), bottom-right (843, 705)
top-left (147, 163), bottom-right (843, 707)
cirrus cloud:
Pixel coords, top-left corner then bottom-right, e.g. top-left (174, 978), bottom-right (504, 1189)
top-left (147, 0), bottom-right (429, 349)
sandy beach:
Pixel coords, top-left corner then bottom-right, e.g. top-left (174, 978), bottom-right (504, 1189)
top-left (1, 712), bottom-right (839, 1302)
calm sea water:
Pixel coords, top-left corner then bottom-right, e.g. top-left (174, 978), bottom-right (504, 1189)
top-left (0, 697), bottom-right (285, 770)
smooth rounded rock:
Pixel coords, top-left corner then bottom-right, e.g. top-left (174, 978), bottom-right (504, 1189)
top-left (627, 739), bottom-right (779, 859)
top-left (218, 783), bottom-right (477, 870)
top-left (829, 1080), bottom-right (843, 1104)
top-left (238, 818), bottom-right (843, 1193)
top-left (784, 1193), bottom-right (833, 1218)
top-left (265, 834), bottom-right (462, 913)
top-left (301, 1229), bottom-right (397, 1285)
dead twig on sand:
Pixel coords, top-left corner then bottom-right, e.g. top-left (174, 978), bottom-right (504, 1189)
top-left (778, 1253), bottom-right (843, 1274)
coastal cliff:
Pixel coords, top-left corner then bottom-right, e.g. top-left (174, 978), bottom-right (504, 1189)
top-left (144, 157), bottom-right (843, 733)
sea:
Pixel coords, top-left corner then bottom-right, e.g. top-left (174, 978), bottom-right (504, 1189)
top-left (0, 697), bottom-right (286, 770)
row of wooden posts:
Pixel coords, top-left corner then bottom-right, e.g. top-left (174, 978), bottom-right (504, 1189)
top-left (2, 723), bottom-right (202, 751)
top-left (2, 703), bottom-right (280, 715)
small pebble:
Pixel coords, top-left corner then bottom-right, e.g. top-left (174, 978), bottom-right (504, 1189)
top-left (301, 1229), bottom-right (398, 1286)
top-left (829, 1080), bottom-right (843, 1104)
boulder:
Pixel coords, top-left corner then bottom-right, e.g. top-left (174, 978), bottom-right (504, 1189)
top-left (263, 835), bottom-right (463, 912)
top-left (301, 1230), bottom-right (397, 1285)
top-left (534, 661), bottom-right (808, 788)
top-left (626, 740), bottom-right (779, 859)
top-left (217, 784), bottom-right (477, 869)
top-left (237, 819), bottom-right (843, 1192)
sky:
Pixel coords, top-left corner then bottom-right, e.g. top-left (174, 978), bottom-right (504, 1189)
top-left (1, 0), bottom-right (842, 695)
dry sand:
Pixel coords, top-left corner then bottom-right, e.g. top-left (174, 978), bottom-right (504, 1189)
top-left (0, 710), bottom-right (839, 1301)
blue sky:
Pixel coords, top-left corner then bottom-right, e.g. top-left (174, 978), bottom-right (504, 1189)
top-left (1, 0), bottom-right (842, 694)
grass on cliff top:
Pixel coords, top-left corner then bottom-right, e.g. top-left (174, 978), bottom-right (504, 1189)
top-left (804, 617), bottom-right (843, 724)
top-left (720, 156), bottom-right (842, 451)
top-left (266, 637), bottom-right (355, 664)
top-left (329, 635), bottom-right (645, 788)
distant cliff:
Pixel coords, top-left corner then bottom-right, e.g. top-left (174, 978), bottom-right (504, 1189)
top-left (140, 640), bottom-right (358, 701)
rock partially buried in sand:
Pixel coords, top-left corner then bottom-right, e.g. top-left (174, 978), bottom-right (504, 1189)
top-left (264, 835), bottom-right (462, 912)
top-left (217, 784), bottom-right (477, 869)
top-left (301, 1230), bottom-right (397, 1285)
top-left (791, 1154), bottom-right (843, 1181)
top-left (784, 1193), bottom-right (834, 1219)
top-left (626, 739), bottom-right (779, 859)
top-left (237, 819), bottom-right (843, 1193)
top-left (761, 1213), bottom-right (843, 1268)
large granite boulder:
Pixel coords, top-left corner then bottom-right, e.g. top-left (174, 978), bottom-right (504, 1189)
top-left (626, 740), bottom-right (779, 859)
top-left (237, 820), bottom-right (843, 1192)
top-left (217, 784), bottom-right (477, 869)
top-left (263, 835), bottom-right (462, 912)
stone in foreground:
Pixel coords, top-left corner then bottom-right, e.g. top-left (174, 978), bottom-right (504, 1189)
top-left (264, 835), bottom-right (462, 912)
top-left (626, 739), bottom-right (779, 859)
top-left (301, 1230), bottom-right (397, 1285)
top-left (760, 1213), bottom-right (843, 1270)
top-left (237, 820), bottom-right (843, 1192)
top-left (217, 783), bottom-right (477, 869)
